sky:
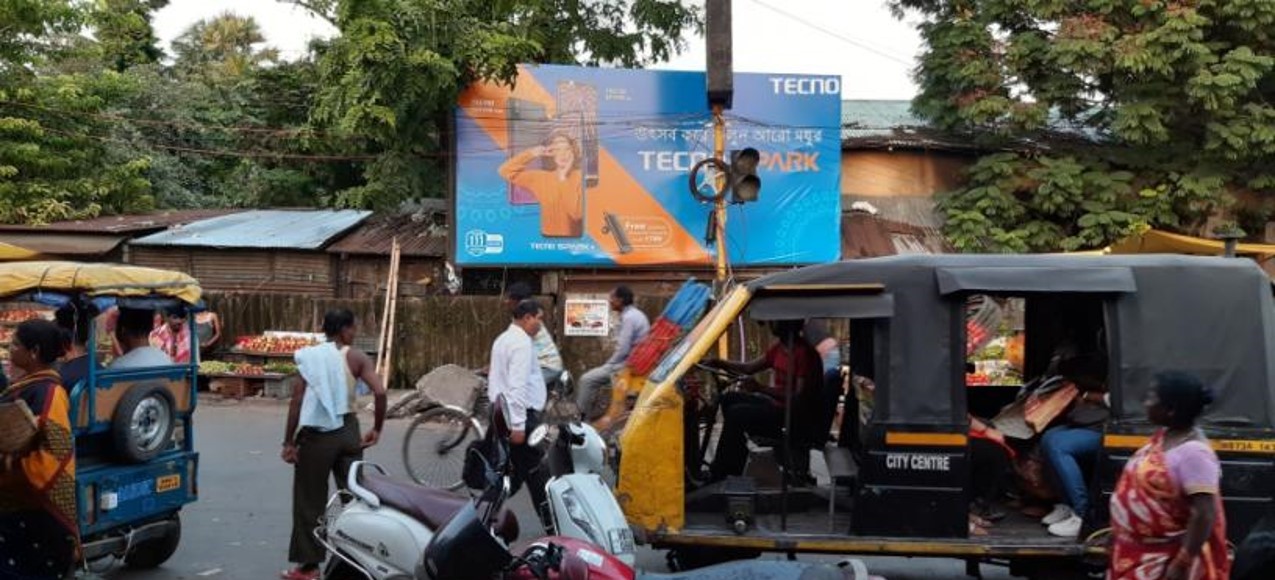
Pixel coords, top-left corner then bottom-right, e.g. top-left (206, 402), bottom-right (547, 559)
top-left (152, 0), bottom-right (923, 100)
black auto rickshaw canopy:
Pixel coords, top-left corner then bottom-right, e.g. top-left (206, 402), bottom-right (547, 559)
top-left (743, 253), bottom-right (1275, 429)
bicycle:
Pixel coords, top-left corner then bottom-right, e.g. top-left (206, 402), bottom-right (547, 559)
top-left (401, 369), bottom-right (580, 490)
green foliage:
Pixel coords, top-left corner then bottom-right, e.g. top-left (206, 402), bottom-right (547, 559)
top-left (0, 0), bottom-right (700, 222)
top-left (308, 0), bottom-right (700, 209)
top-left (895, 0), bottom-right (1275, 251)
top-left (0, 1), bottom-right (155, 224)
top-left (0, 71), bottom-right (155, 224)
top-left (91, 0), bottom-right (168, 72)
top-left (170, 12), bottom-right (280, 84)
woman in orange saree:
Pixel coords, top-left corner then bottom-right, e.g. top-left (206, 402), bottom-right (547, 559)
top-left (1109, 371), bottom-right (1229, 580)
top-left (0, 320), bottom-right (78, 579)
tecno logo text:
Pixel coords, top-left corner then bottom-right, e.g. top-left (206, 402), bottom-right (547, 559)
top-left (769, 77), bottom-right (840, 95)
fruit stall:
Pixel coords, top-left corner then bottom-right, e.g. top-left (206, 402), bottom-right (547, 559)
top-left (199, 331), bottom-right (319, 398)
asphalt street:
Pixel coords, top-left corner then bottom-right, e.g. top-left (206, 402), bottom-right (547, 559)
top-left (83, 399), bottom-right (1022, 580)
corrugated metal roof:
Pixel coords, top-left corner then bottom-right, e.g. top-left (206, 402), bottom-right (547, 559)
top-left (131, 210), bottom-right (372, 250)
top-left (0, 209), bottom-right (243, 234)
top-left (839, 99), bottom-right (1100, 150)
top-left (0, 233), bottom-right (128, 257)
top-left (326, 213), bottom-right (448, 258)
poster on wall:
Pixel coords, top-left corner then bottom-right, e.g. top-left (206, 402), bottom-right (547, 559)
top-left (563, 297), bottom-right (610, 337)
top-left (455, 64), bottom-right (842, 267)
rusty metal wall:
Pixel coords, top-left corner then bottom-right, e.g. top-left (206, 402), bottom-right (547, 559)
top-left (131, 247), bottom-right (335, 295)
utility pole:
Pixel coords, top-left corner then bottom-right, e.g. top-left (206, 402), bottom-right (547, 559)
top-left (706, 0), bottom-right (733, 358)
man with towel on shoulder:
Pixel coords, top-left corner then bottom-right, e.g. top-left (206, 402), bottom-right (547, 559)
top-left (279, 309), bottom-right (387, 580)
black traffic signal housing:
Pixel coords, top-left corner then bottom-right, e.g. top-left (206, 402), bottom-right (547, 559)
top-left (730, 147), bottom-right (761, 204)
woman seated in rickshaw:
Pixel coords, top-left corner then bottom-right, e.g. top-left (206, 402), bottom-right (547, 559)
top-left (967, 348), bottom-right (1110, 538)
top-left (1038, 353), bottom-right (1109, 537)
top-left (700, 320), bottom-right (825, 484)
top-left (0, 320), bottom-right (79, 579)
top-left (55, 302), bottom-right (99, 391)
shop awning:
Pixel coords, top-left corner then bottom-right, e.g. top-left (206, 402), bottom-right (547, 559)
top-left (0, 233), bottom-right (127, 258)
top-left (1105, 229), bottom-right (1275, 260)
top-left (0, 242), bottom-right (40, 261)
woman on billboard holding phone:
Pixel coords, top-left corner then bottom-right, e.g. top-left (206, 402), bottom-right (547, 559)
top-left (500, 130), bottom-right (585, 238)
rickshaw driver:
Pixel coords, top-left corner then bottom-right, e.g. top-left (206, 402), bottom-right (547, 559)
top-left (701, 319), bottom-right (825, 484)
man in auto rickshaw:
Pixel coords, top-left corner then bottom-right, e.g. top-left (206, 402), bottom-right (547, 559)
top-left (701, 319), bottom-right (825, 484)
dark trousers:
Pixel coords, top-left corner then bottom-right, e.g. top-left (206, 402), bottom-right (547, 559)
top-left (289, 414), bottom-right (363, 566)
top-left (510, 409), bottom-right (552, 531)
top-left (970, 437), bottom-right (1011, 506)
top-left (710, 392), bottom-right (785, 481)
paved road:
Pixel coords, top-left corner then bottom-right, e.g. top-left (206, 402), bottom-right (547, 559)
top-left (84, 399), bottom-right (1027, 579)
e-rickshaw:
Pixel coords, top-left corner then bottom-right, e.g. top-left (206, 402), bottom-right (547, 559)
top-left (617, 254), bottom-right (1275, 577)
top-left (0, 262), bottom-right (202, 569)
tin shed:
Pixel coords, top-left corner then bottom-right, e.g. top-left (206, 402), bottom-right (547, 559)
top-left (129, 210), bottom-right (372, 296)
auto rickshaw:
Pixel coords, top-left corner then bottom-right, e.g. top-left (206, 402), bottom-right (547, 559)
top-left (0, 262), bottom-right (202, 569)
top-left (617, 254), bottom-right (1275, 577)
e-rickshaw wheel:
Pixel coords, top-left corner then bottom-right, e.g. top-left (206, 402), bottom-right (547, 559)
top-left (112, 383), bottom-right (176, 463)
top-left (122, 514), bottom-right (181, 569)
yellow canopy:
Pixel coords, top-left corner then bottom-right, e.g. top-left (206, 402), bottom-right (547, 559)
top-left (1106, 229), bottom-right (1275, 261)
top-left (0, 261), bottom-right (201, 303)
top-left (0, 242), bottom-right (41, 261)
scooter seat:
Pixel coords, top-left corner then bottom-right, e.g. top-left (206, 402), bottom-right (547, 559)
top-left (358, 470), bottom-right (520, 544)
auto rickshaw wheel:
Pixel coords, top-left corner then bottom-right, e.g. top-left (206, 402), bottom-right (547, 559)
top-left (123, 514), bottom-right (181, 569)
top-left (112, 383), bottom-right (176, 463)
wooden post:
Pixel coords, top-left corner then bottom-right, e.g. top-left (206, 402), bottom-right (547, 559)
top-left (380, 239), bottom-right (402, 387)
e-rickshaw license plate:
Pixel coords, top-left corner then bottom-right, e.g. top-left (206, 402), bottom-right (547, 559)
top-left (155, 474), bottom-right (182, 493)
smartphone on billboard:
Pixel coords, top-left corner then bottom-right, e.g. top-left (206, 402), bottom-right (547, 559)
top-left (556, 81), bottom-right (600, 188)
top-left (506, 98), bottom-right (551, 205)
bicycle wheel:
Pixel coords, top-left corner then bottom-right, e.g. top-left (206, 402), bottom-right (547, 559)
top-left (402, 406), bottom-right (482, 490)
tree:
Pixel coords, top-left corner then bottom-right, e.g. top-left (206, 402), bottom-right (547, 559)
top-left (91, 0), bottom-right (168, 72)
top-left (171, 12), bottom-right (280, 84)
top-left (299, 0), bottom-right (701, 209)
top-left (894, 0), bottom-right (1275, 252)
top-left (0, 0), bottom-right (155, 224)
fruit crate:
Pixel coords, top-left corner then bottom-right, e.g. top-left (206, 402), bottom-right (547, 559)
top-left (208, 376), bottom-right (263, 399)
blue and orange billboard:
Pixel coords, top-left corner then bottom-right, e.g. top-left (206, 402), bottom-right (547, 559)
top-left (455, 64), bottom-right (841, 267)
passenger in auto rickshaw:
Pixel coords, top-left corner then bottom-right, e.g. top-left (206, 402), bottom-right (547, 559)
top-left (55, 303), bottom-right (97, 391)
top-left (150, 304), bottom-right (193, 364)
top-left (701, 319), bottom-right (824, 484)
top-left (1039, 353), bottom-right (1109, 537)
top-left (112, 307), bottom-right (173, 368)
top-left (0, 320), bottom-right (78, 579)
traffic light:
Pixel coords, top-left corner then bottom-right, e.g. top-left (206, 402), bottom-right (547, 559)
top-left (729, 147), bottom-right (761, 203)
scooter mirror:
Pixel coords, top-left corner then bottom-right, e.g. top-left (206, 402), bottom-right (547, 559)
top-left (528, 424), bottom-right (550, 448)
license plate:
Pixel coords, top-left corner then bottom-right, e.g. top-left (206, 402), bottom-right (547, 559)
top-left (155, 474), bottom-right (181, 493)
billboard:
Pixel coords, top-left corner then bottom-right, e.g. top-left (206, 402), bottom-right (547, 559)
top-left (455, 64), bottom-right (841, 267)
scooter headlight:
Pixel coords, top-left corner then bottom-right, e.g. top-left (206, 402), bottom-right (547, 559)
top-left (560, 488), bottom-right (603, 546)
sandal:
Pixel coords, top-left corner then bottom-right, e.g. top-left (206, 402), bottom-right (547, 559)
top-left (281, 567), bottom-right (320, 580)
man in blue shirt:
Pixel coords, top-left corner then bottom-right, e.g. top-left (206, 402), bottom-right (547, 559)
top-left (577, 285), bottom-right (649, 420)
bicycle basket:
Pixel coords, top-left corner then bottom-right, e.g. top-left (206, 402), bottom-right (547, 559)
top-left (416, 364), bottom-right (483, 410)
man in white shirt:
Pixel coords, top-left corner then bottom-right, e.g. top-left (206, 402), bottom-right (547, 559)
top-left (487, 299), bottom-right (551, 530)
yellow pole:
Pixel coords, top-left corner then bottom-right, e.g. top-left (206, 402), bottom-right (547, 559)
top-left (712, 103), bottom-right (729, 358)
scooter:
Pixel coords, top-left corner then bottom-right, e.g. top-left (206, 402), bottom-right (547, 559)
top-left (318, 399), bottom-right (880, 580)
top-left (316, 396), bottom-right (631, 579)
top-left (530, 419), bottom-right (635, 566)
top-left (418, 419), bottom-right (881, 580)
